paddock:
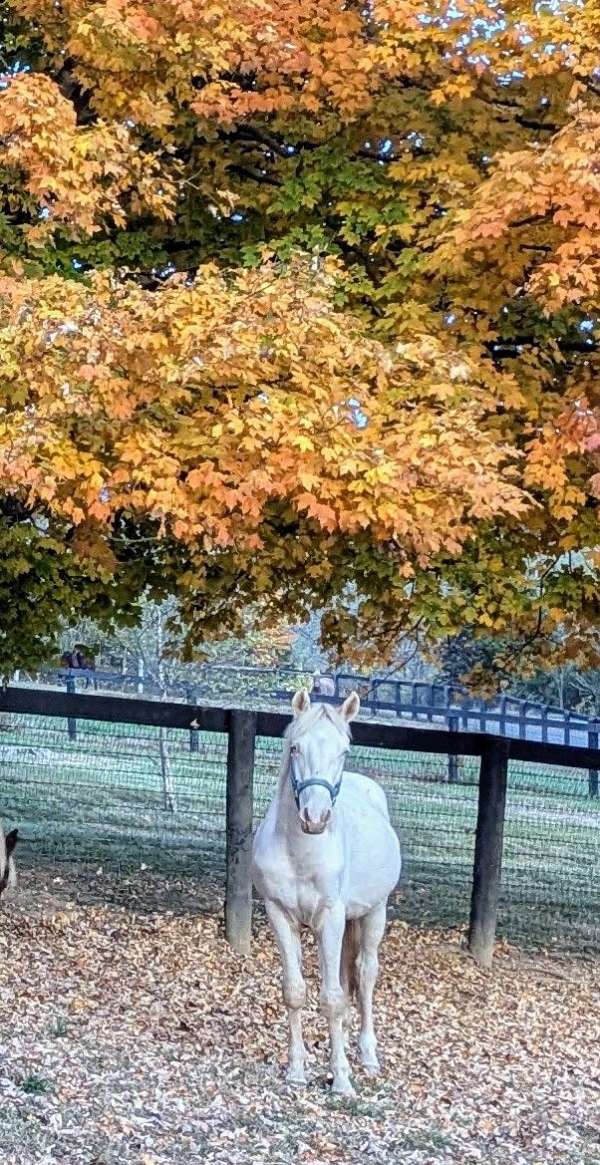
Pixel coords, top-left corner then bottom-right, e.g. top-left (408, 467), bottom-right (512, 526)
top-left (0, 708), bottom-right (598, 954)
top-left (2, 872), bottom-right (599, 1165)
top-left (1, 693), bottom-right (599, 1164)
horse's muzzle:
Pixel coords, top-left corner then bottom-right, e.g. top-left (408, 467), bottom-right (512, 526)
top-left (300, 817), bottom-right (328, 835)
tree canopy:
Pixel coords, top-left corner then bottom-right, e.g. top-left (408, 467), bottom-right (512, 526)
top-left (2, 1), bottom-right (600, 674)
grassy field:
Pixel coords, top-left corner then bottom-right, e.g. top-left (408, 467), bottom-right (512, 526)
top-left (0, 713), bottom-right (598, 952)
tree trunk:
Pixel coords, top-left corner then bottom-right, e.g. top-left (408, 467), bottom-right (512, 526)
top-left (159, 725), bottom-right (177, 812)
top-left (156, 612), bottom-right (177, 813)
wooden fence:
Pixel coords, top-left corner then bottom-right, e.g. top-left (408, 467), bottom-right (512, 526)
top-left (1, 684), bottom-right (599, 968)
top-left (24, 666), bottom-right (600, 797)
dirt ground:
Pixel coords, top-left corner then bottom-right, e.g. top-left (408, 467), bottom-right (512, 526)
top-left (1, 867), bottom-right (599, 1165)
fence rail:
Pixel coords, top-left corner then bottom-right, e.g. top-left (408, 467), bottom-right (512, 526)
top-left (25, 665), bottom-right (597, 742)
top-left (1, 684), bottom-right (599, 967)
top-left (13, 670), bottom-right (600, 797)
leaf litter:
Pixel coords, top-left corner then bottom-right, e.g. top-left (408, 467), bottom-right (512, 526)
top-left (0, 868), bottom-right (598, 1165)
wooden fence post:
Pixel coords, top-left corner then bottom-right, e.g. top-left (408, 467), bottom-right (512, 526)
top-left (588, 720), bottom-right (599, 799)
top-left (66, 674), bottom-right (77, 741)
top-left (541, 703), bottom-right (549, 743)
top-left (468, 737), bottom-right (509, 968)
top-left (225, 709), bottom-right (257, 954)
top-left (447, 713), bottom-right (459, 783)
top-left (186, 686), bottom-right (200, 753)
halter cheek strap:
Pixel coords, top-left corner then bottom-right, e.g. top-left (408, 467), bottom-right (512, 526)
top-left (289, 754), bottom-right (344, 810)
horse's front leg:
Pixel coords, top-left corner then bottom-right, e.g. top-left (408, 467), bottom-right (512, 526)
top-left (265, 900), bottom-right (307, 1085)
top-left (316, 903), bottom-right (354, 1096)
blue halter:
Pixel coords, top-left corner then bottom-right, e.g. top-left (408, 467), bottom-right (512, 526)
top-left (289, 752), bottom-right (344, 810)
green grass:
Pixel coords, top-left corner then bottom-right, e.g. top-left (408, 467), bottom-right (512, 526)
top-left (20, 1075), bottom-right (53, 1095)
top-left (0, 714), bottom-right (598, 951)
top-left (48, 1016), bottom-right (69, 1038)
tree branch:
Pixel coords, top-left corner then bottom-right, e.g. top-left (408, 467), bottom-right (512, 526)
top-left (516, 116), bottom-right (559, 132)
top-left (234, 125), bottom-right (292, 158)
top-left (482, 94), bottom-right (559, 131)
top-left (486, 336), bottom-right (597, 358)
top-left (512, 215), bottom-right (547, 229)
top-left (54, 62), bottom-right (96, 126)
top-left (227, 164), bottom-right (281, 187)
top-left (583, 78), bottom-right (600, 100)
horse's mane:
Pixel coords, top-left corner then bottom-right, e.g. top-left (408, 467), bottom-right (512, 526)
top-left (284, 703), bottom-right (351, 745)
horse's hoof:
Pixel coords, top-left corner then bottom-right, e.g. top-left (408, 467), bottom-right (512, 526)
top-left (331, 1078), bottom-right (355, 1097)
top-left (286, 1068), bottom-right (307, 1087)
top-left (359, 1040), bottom-right (380, 1075)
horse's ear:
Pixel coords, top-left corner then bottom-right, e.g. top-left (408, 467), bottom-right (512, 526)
top-left (5, 829), bottom-right (18, 856)
top-left (291, 689), bottom-right (311, 718)
top-left (340, 692), bottom-right (360, 722)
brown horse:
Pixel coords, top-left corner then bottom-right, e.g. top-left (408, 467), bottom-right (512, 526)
top-left (0, 825), bottom-right (18, 896)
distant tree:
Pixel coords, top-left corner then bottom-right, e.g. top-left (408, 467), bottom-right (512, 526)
top-left (434, 632), bottom-right (507, 691)
top-left (516, 654), bottom-right (600, 716)
top-left (64, 598), bottom-right (295, 689)
top-left (288, 613), bottom-right (330, 673)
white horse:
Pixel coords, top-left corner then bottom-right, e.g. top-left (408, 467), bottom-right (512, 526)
top-left (252, 689), bottom-right (401, 1095)
top-left (0, 823), bottom-right (18, 898)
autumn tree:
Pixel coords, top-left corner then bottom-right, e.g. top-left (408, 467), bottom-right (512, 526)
top-left (1, 1), bottom-right (600, 676)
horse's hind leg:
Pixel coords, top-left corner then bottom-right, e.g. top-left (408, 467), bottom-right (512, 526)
top-left (356, 901), bottom-right (387, 1075)
top-left (265, 900), bottom-right (307, 1085)
top-left (340, 919), bottom-right (359, 1049)
top-left (340, 955), bottom-right (351, 1051)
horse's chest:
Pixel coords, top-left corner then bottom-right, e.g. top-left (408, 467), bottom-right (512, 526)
top-left (276, 875), bottom-right (339, 926)
top-left (294, 877), bottom-right (333, 923)
top-left (254, 839), bottom-right (342, 922)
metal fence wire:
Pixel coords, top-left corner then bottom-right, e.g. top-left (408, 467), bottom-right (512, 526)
top-left (0, 712), bottom-right (598, 953)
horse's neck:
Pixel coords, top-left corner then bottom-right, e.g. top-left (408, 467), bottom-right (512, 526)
top-left (273, 750), bottom-right (298, 831)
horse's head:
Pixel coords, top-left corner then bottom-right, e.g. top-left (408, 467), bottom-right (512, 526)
top-left (287, 689), bottom-right (360, 834)
top-left (0, 826), bottom-right (18, 897)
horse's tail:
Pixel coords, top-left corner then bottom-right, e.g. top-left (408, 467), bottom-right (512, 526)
top-left (341, 918), bottom-right (360, 1004)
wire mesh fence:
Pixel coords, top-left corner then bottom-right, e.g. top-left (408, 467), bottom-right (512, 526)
top-left (0, 711), bottom-right (598, 952)
top-left (26, 665), bottom-right (600, 751)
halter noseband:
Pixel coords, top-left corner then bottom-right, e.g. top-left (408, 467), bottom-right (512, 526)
top-left (289, 751), bottom-right (344, 810)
